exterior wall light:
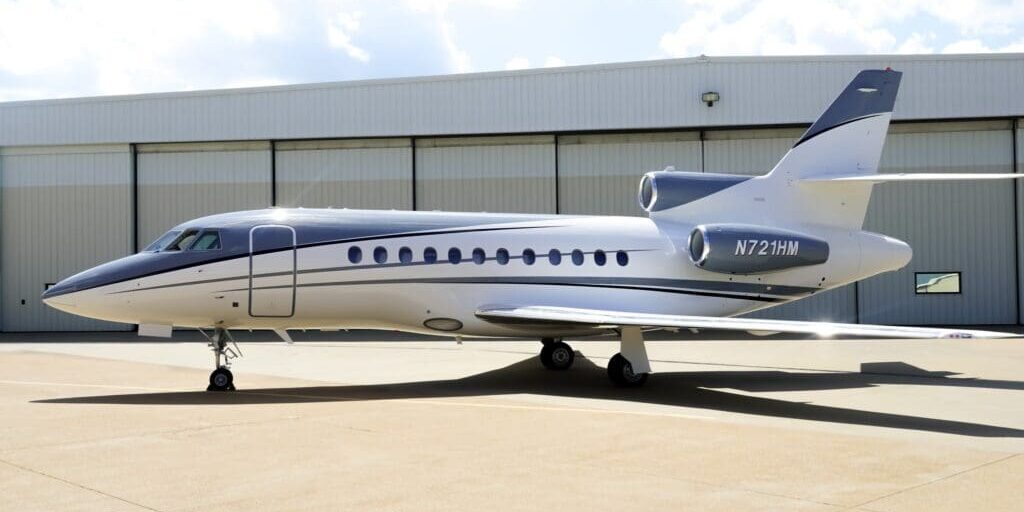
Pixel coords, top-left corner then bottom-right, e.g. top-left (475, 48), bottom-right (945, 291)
top-left (701, 91), bottom-right (720, 107)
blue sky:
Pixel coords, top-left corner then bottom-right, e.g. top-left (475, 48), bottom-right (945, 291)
top-left (0, 0), bottom-right (1021, 101)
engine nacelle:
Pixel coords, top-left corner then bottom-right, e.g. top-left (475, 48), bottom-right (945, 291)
top-left (687, 224), bottom-right (829, 274)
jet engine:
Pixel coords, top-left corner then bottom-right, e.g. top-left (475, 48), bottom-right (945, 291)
top-left (687, 224), bottom-right (829, 274)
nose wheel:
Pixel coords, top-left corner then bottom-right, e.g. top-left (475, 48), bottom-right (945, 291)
top-left (539, 338), bottom-right (575, 370)
top-left (202, 327), bottom-right (240, 391)
top-left (208, 367), bottom-right (234, 391)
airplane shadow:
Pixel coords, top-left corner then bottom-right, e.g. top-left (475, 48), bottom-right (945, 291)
top-left (35, 355), bottom-right (1024, 438)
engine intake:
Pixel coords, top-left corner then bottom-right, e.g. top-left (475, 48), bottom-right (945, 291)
top-left (688, 224), bottom-right (829, 274)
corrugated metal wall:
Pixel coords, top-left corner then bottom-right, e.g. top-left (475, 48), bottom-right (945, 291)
top-left (415, 135), bottom-right (556, 213)
top-left (275, 139), bottom-right (412, 209)
top-left (0, 145), bottom-right (132, 331)
top-left (3, 55), bottom-right (1023, 146)
top-left (1017, 119), bottom-right (1024, 325)
top-left (556, 132), bottom-right (702, 216)
top-left (1, 122), bottom-right (1021, 330)
top-left (860, 121), bottom-right (1017, 325)
top-left (137, 142), bottom-right (272, 247)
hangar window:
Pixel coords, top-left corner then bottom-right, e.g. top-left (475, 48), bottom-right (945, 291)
top-left (616, 250), bottom-right (629, 266)
top-left (165, 229), bottom-right (200, 251)
top-left (522, 249), bottom-right (536, 265)
top-left (496, 248), bottom-right (510, 265)
top-left (915, 272), bottom-right (961, 294)
top-left (472, 248), bottom-right (486, 264)
top-left (348, 246), bottom-right (362, 264)
top-left (374, 246), bottom-right (388, 264)
top-left (594, 250), bottom-right (607, 266)
top-left (548, 249), bottom-right (562, 265)
top-left (449, 247), bottom-right (462, 264)
top-left (424, 247), bottom-right (437, 264)
top-left (571, 249), bottom-right (584, 266)
top-left (399, 247), bottom-right (413, 264)
top-left (190, 230), bottom-right (221, 250)
top-left (143, 230), bottom-right (182, 252)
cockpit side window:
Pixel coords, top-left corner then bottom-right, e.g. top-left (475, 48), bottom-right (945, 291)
top-left (143, 230), bottom-right (182, 252)
top-left (164, 229), bottom-right (200, 251)
top-left (189, 230), bottom-right (221, 250)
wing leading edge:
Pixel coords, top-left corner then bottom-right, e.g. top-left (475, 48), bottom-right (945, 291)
top-left (475, 306), bottom-right (1020, 339)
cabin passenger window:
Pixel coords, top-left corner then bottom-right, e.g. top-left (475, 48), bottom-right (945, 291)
top-left (165, 229), bottom-right (199, 251)
top-left (424, 247), bottom-right (437, 263)
top-left (594, 250), bottom-right (607, 266)
top-left (571, 249), bottom-right (584, 266)
top-left (348, 246), bottom-right (362, 264)
top-left (143, 230), bottom-right (182, 252)
top-left (496, 248), bottom-right (510, 265)
top-left (616, 250), bottom-right (629, 266)
top-left (449, 248), bottom-right (462, 264)
top-left (472, 248), bottom-right (486, 264)
top-left (548, 249), bottom-right (562, 265)
top-left (522, 249), bottom-right (536, 265)
top-left (399, 247), bottom-right (413, 264)
top-left (374, 247), bottom-right (388, 264)
top-left (190, 231), bottom-right (221, 250)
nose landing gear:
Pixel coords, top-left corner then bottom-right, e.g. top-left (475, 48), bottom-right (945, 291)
top-left (201, 327), bottom-right (241, 391)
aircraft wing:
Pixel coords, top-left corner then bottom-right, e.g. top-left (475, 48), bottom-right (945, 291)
top-left (475, 305), bottom-right (1020, 339)
top-left (802, 173), bottom-right (1024, 183)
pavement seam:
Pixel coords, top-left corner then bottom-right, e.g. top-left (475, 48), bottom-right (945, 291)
top-left (0, 457), bottom-right (164, 512)
top-left (850, 452), bottom-right (1021, 510)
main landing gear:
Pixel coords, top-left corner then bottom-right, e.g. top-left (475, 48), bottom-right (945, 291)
top-left (539, 337), bottom-right (575, 370)
top-left (607, 327), bottom-right (650, 387)
top-left (538, 330), bottom-right (651, 387)
top-left (202, 327), bottom-right (241, 392)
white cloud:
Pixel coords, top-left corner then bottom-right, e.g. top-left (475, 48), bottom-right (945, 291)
top-left (660, 0), bottom-right (904, 57)
top-left (0, 0), bottom-right (283, 96)
top-left (543, 56), bottom-right (566, 67)
top-left (505, 57), bottom-right (530, 70)
top-left (327, 10), bottom-right (371, 62)
top-left (897, 32), bottom-right (936, 54)
top-left (659, 0), bottom-right (1024, 58)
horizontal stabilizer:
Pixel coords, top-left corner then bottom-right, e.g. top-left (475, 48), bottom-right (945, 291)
top-left (803, 173), bottom-right (1024, 183)
top-left (476, 306), bottom-right (1019, 339)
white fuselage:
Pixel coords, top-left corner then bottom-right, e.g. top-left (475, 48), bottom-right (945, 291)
top-left (43, 208), bottom-right (911, 338)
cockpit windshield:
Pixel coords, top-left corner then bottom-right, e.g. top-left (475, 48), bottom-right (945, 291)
top-left (143, 229), bottom-right (222, 252)
top-left (142, 230), bottom-right (182, 252)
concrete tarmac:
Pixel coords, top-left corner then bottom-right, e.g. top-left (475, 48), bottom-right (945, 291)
top-left (1, 334), bottom-right (1023, 511)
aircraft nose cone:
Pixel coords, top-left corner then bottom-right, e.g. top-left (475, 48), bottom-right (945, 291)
top-left (41, 278), bottom-right (79, 307)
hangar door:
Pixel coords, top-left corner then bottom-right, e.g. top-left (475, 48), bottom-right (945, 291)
top-left (859, 121), bottom-right (1017, 325)
top-left (557, 132), bottom-right (702, 216)
top-left (275, 138), bottom-right (412, 209)
top-left (1, 145), bottom-right (133, 331)
top-left (137, 142), bottom-right (272, 249)
top-left (415, 135), bottom-right (555, 213)
top-left (703, 127), bottom-right (858, 323)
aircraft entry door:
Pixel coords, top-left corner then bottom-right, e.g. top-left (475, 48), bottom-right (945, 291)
top-left (249, 225), bottom-right (296, 318)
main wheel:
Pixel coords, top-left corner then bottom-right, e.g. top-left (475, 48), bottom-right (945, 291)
top-left (207, 367), bottom-right (235, 392)
top-left (607, 353), bottom-right (648, 387)
top-left (540, 341), bottom-right (575, 371)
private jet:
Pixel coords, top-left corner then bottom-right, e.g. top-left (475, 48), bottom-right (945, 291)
top-left (42, 68), bottom-right (1023, 391)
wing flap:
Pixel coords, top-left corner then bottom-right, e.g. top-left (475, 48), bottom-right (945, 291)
top-left (476, 306), bottom-right (1019, 339)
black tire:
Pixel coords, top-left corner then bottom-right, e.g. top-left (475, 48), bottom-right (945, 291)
top-left (607, 353), bottom-right (648, 387)
top-left (540, 341), bottom-right (575, 370)
top-left (207, 367), bottom-right (235, 392)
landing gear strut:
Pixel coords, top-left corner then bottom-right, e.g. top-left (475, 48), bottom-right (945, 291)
top-left (539, 337), bottom-right (575, 370)
top-left (608, 327), bottom-right (650, 387)
top-left (202, 327), bottom-right (241, 391)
